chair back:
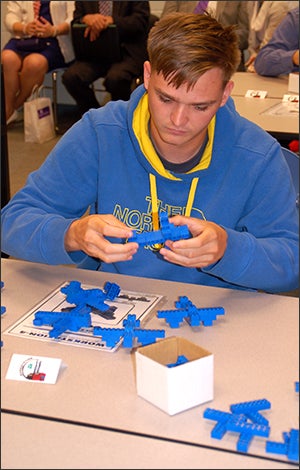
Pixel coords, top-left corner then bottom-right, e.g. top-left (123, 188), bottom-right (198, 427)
top-left (281, 146), bottom-right (299, 208)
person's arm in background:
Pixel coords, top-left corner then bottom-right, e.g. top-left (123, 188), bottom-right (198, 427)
top-left (246, 1), bottom-right (289, 72)
top-left (4, 1), bottom-right (34, 37)
top-left (254, 8), bottom-right (299, 76)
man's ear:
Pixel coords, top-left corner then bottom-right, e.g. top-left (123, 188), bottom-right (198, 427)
top-left (143, 61), bottom-right (151, 90)
top-left (220, 80), bottom-right (234, 107)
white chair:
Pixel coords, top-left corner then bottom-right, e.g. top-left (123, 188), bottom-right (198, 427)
top-left (281, 146), bottom-right (299, 208)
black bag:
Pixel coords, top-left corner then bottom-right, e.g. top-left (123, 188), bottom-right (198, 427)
top-left (15, 37), bottom-right (50, 53)
top-left (71, 23), bottom-right (121, 63)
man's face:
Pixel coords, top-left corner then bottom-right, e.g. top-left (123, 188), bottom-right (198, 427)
top-left (143, 61), bottom-right (233, 159)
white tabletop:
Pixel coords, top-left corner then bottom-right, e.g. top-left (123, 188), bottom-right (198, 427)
top-left (231, 72), bottom-right (299, 138)
top-left (232, 72), bottom-right (292, 99)
top-left (1, 259), bottom-right (299, 469)
top-left (232, 96), bottom-right (299, 137)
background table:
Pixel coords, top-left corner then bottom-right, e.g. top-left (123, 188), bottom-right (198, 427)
top-left (1, 259), bottom-right (299, 469)
top-left (232, 96), bottom-right (299, 139)
top-left (231, 72), bottom-right (298, 141)
top-left (232, 72), bottom-right (292, 99)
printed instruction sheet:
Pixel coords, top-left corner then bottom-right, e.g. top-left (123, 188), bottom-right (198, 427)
top-left (4, 281), bottom-right (164, 352)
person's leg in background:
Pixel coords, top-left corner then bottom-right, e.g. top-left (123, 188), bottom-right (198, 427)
top-left (1, 50), bottom-right (47, 122)
top-left (14, 53), bottom-right (48, 109)
top-left (62, 60), bottom-right (108, 116)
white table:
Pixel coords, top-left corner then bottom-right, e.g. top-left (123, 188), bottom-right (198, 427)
top-left (233, 95), bottom-right (299, 138)
top-left (1, 259), bottom-right (299, 469)
top-left (232, 72), bottom-right (293, 99)
top-left (231, 72), bottom-right (299, 140)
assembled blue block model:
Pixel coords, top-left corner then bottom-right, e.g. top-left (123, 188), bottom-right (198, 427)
top-left (203, 399), bottom-right (271, 453)
top-left (33, 280), bottom-right (121, 338)
top-left (61, 280), bottom-right (120, 312)
top-left (127, 211), bottom-right (191, 248)
top-left (157, 295), bottom-right (225, 328)
top-left (93, 314), bottom-right (165, 348)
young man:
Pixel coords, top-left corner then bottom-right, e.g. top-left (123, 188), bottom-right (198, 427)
top-left (1, 13), bottom-right (298, 293)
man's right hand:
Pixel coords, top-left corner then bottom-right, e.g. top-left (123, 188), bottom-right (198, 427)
top-left (82, 13), bottom-right (111, 41)
top-left (64, 214), bottom-right (138, 263)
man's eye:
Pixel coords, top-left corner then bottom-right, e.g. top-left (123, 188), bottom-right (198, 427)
top-left (159, 95), bottom-right (171, 103)
top-left (195, 105), bottom-right (209, 112)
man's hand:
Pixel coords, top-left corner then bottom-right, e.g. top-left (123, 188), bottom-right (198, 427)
top-left (159, 215), bottom-right (228, 268)
top-left (292, 50), bottom-right (299, 66)
top-left (83, 13), bottom-right (113, 41)
top-left (65, 214), bottom-right (138, 263)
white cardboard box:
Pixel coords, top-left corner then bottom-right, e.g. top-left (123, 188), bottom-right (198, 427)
top-left (288, 72), bottom-right (299, 93)
top-left (135, 336), bottom-right (213, 415)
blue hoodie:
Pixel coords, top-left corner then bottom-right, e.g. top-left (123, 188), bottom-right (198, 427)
top-left (1, 85), bottom-right (299, 292)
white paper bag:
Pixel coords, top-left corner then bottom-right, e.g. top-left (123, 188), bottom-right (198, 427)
top-left (24, 85), bottom-right (55, 143)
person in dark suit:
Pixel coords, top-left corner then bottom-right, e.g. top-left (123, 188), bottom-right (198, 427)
top-left (62, 1), bottom-right (150, 115)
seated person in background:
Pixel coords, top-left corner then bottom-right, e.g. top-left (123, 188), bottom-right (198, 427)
top-left (62, 1), bottom-right (150, 116)
top-left (2, 0), bottom-right (75, 125)
top-left (245, 0), bottom-right (298, 73)
top-left (254, 7), bottom-right (299, 76)
top-left (161, 1), bottom-right (198, 16)
top-left (194, 1), bottom-right (251, 71)
top-left (1, 13), bottom-right (298, 294)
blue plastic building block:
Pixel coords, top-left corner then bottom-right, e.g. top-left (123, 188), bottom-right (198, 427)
top-left (167, 355), bottom-right (189, 368)
top-left (226, 420), bottom-right (270, 453)
top-left (1, 281), bottom-right (5, 316)
top-left (60, 280), bottom-right (120, 312)
top-left (1, 281), bottom-right (5, 346)
top-left (230, 399), bottom-right (271, 426)
top-left (266, 429), bottom-right (299, 462)
top-left (295, 381), bottom-right (299, 393)
top-left (157, 308), bottom-right (189, 328)
top-left (127, 212), bottom-right (190, 248)
top-left (157, 296), bottom-right (225, 328)
top-left (93, 314), bottom-right (165, 348)
top-left (33, 305), bottom-right (92, 338)
top-left (203, 408), bottom-right (245, 440)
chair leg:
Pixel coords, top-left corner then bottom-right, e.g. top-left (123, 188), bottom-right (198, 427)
top-left (52, 70), bottom-right (59, 132)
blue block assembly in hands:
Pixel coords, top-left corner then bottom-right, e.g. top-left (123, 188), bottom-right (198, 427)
top-left (127, 211), bottom-right (191, 247)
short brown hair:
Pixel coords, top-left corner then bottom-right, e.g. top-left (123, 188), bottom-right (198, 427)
top-left (147, 13), bottom-right (241, 89)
